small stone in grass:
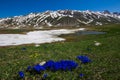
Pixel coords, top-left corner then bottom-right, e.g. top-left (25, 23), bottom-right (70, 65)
top-left (35, 44), bottom-right (40, 47)
top-left (94, 41), bottom-right (101, 46)
top-left (39, 61), bottom-right (46, 66)
top-left (95, 42), bottom-right (101, 46)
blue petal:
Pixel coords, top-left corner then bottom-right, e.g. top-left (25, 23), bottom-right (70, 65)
top-left (33, 64), bottom-right (45, 72)
top-left (43, 73), bottom-right (48, 79)
top-left (26, 66), bottom-right (32, 71)
top-left (18, 71), bottom-right (24, 78)
top-left (77, 56), bottom-right (91, 63)
top-left (79, 73), bottom-right (84, 77)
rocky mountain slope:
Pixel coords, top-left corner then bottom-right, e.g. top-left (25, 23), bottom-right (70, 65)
top-left (0, 10), bottom-right (120, 29)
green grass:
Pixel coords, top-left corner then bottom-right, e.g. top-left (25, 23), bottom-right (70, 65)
top-left (0, 24), bottom-right (120, 80)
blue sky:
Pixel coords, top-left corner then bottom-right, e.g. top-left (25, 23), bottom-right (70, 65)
top-left (0, 0), bottom-right (120, 18)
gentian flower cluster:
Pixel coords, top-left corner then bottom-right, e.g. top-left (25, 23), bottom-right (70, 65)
top-left (43, 60), bottom-right (78, 71)
top-left (26, 60), bottom-right (78, 73)
top-left (26, 64), bottom-right (45, 74)
top-left (18, 56), bottom-right (91, 79)
top-left (33, 64), bottom-right (45, 73)
top-left (77, 56), bottom-right (91, 63)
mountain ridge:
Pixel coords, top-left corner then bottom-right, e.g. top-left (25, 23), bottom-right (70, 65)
top-left (0, 10), bottom-right (120, 29)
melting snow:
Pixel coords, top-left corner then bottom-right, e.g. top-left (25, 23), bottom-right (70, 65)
top-left (96, 22), bottom-right (103, 25)
top-left (45, 20), bottom-right (52, 26)
top-left (0, 28), bottom-right (85, 46)
top-left (118, 16), bottom-right (120, 18)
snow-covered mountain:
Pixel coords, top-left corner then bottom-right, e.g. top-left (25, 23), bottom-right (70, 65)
top-left (0, 10), bottom-right (120, 29)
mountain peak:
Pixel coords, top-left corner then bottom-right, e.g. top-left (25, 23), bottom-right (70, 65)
top-left (0, 10), bottom-right (120, 29)
top-left (103, 10), bottom-right (111, 14)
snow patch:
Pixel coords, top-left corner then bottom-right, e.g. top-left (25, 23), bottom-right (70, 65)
top-left (45, 20), bottom-right (52, 26)
top-left (0, 28), bottom-right (85, 46)
top-left (96, 22), bottom-right (102, 25)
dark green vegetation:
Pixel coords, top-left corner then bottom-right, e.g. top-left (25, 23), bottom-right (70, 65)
top-left (0, 26), bottom-right (84, 34)
top-left (0, 24), bottom-right (120, 80)
top-left (0, 29), bottom-right (32, 34)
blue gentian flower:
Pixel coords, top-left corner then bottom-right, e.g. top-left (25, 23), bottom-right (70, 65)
top-left (77, 56), bottom-right (91, 63)
top-left (18, 71), bottom-right (24, 78)
top-left (26, 66), bottom-right (32, 71)
top-left (60, 60), bottom-right (78, 71)
top-left (23, 60), bottom-right (78, 77)
top-left (79, 73), bottom-right (84, 77)
top-left (53, 62), bottom-right (61, 71)
top-left (21, 47), bottom-right (26, 51)
top-left (43, 60), bottom-right (55, 70)
top-left (43, 73), bottom-right (48, 79)
top-left (43, 60), bottom-right (78, 71)
top-left (33, 64), bottom-right (45, 73)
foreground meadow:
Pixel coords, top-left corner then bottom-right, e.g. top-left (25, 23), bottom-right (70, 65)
top-left (0, 24), bottom-right (120, 80)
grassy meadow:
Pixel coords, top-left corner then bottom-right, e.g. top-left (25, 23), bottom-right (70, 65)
top-left (0, 24), bottom-right (120, 80)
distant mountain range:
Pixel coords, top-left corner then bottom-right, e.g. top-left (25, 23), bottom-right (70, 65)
top-left (0, 10), bottom-right (120, 29)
